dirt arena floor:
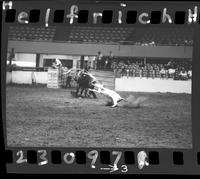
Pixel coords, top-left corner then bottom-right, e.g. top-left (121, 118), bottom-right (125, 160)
top-left (6, 84), bottom-right (192, 148)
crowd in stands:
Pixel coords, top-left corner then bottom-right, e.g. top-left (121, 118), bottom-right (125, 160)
top-left (110, 59), bottom-right (192, 80)
top-left (93, 51), bottom-right (192, 81)
top-left (92, 51), bottom-right (192, 81)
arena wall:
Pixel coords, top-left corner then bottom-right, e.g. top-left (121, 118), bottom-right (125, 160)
top-left (8, 41), bottom-right (192, 58)
top-left (7, 71), bottom-right (47, 84)
top-left (6, 71), bottom-right (191, 94)
top-left (6, 72), bottom-right (12, 84)
top-left (115, 78), bottom-right (191, 94)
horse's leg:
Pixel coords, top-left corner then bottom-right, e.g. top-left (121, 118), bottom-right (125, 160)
top-left (80, 87), bottom-right (85, 97)
top-left (86, 89), bottom-right (92, 98)
top-left (84, 89), bottom-right (89, 98)
top-left (75, 86), bottom-right (80, 97)
top-left (90, 91), bottom-right (97, 99)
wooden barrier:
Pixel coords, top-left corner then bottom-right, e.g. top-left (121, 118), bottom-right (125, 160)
top-left (47, 68), bottom-right (62, 88)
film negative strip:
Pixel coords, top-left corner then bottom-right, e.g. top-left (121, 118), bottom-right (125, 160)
top-left (1, 0), bottom-right (200, 175)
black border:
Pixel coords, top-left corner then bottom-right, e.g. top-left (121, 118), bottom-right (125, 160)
top-left (1, 0), bottom-right (200, 175)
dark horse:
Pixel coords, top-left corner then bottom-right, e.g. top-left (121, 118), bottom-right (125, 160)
top-left (72, 71), bottom-right (97, 98)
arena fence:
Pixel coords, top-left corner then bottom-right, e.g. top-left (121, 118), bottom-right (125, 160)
top-left (6, 71), bottom-right (47, 84)
top-left (115, 77), bottom-right (191, 94)
top-left (6, 70), bottom-right (191, 94)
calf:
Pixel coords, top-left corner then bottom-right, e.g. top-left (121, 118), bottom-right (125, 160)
top-left (90, 83), bottom-right (124, 107)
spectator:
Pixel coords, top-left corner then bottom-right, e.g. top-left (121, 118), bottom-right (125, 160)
top-left (168, 68), bottom-right (175, 79)
top-left (126, 67), bottom-right (130, 78)
top-left (139, 67), bottom-right (143, 79)
top-left (188, 69), bottom-right (192, 79)
top-left (104, 57), bottom-right (109, 69)
top-left (52, 58), bottom-right (62, 68)
top-left (152, 68), bottom-right (156, 79)
top-left (94, 58), bottom-right (97, 70)
top-left (113, 65), bottom-right (117, 77)
top-left (143, 66), bottom-right (148, 78)
top-left (84, 62), bottom-right (91, 72)
top-left (109, 58), bottom-right (191, 81)
top-left (148, 66), bottom-right (153, 79)
top-left (55, 58), bottom-right (62, 68)
top-left (180, 69), bottom-right (188, 80)
top-left (108, 51), bottom-right (114, 70)
top-left (96, 51), bottom-right (103, 70)
top-left (165, 68), bottom-right (169, 79)
top-left (66, 73), bottom-right (72, 88)
top-left (160, 67), bottom-right (166, 79)
top-left (174, 68), bottom-right (180, 80)
top-left (129, 66), bottom-right (133, 77)
top-left (116, 65), bottom-right (120, 77)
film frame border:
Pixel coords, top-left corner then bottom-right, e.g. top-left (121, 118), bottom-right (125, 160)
top-left (1, 0), bottom-right (200, 174)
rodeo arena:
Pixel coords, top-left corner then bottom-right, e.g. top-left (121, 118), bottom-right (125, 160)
top-left (6, 25), bottom-right (192, 148)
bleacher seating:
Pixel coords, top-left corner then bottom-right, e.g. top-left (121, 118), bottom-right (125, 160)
top-left (127, 27), bottom-right (194, 46)
top-left (8, 26), bottom-right (56, 41)
top-left (67, 26), bottom-right (134, 44)
top-left (66, 26), bottom-right (193, 46)
top-left (8, 25), bottom-right (194, 46)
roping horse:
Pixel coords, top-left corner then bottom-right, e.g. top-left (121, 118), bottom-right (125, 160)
top-left (72, 71), bottom-right (97, 98)
top-left (71, 70), bottom-right (125, 107)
